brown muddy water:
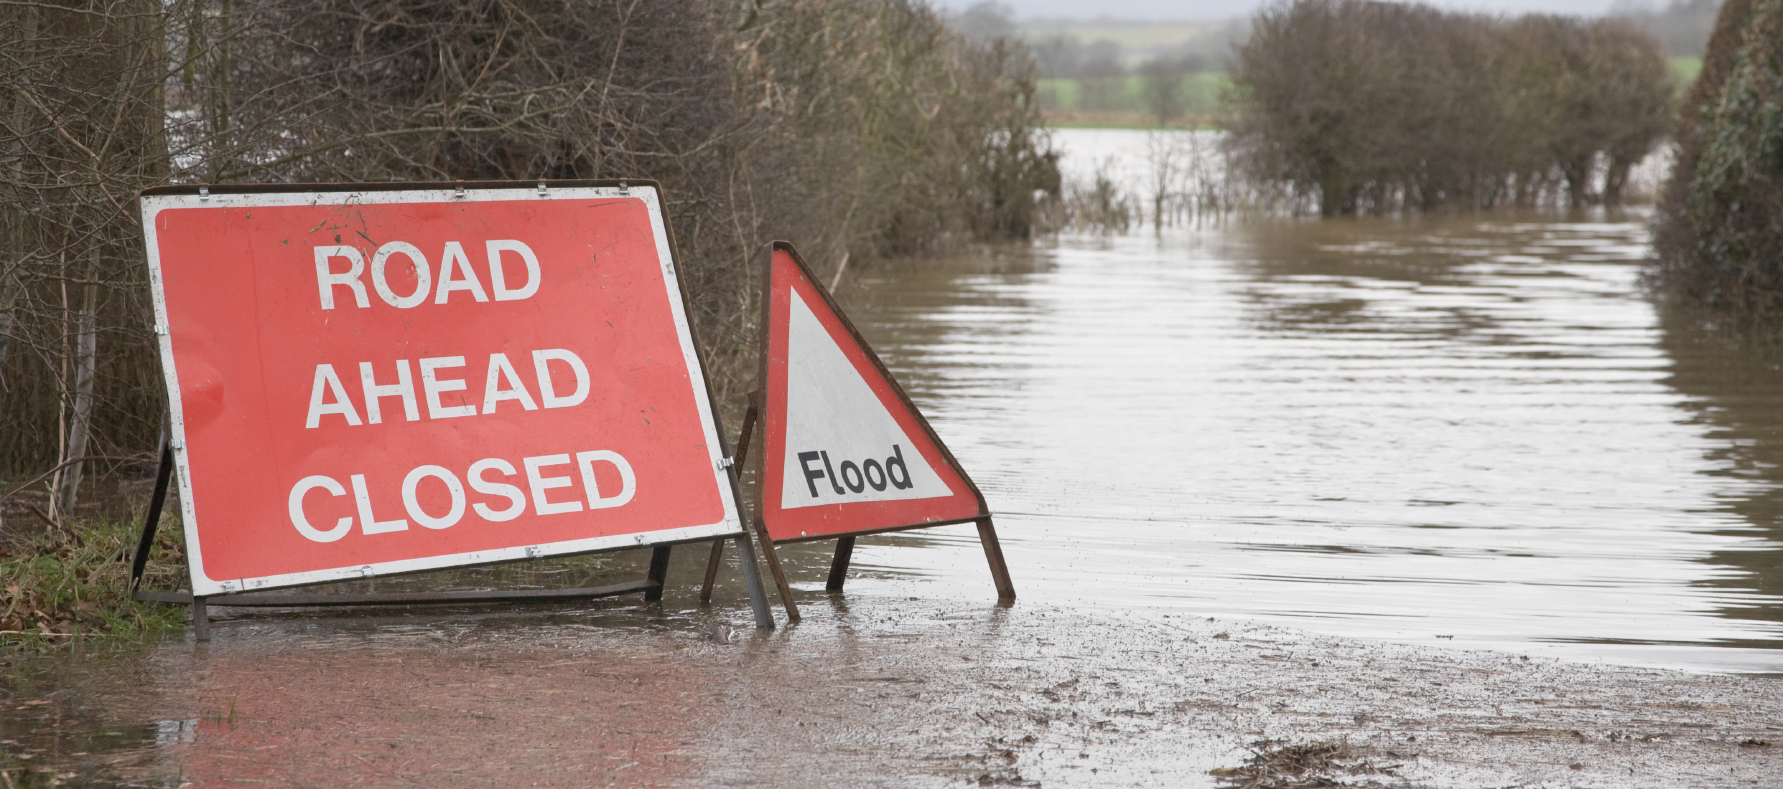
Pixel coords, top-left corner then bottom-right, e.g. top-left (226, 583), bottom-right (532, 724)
top-left (827, 209), bottom-right (1783, 675)
top-left (8, 132), bottom-right (1783, 787)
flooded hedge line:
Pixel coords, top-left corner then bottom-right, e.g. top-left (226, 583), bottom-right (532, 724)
top-left (1225, 0), bottom-right (1674, 217)
top-left (1651, 0), bottom-right (1783, 334)
top-left (0, 0), bottom-right (1058, 508)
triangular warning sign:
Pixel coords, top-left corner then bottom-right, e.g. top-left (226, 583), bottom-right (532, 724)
top-left (758, 243), bottom-right (987, 542)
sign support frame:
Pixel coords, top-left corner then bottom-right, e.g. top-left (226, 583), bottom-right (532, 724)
top-left (698, 242), bottom-right (1015, 619)
top-left (697, 391), bottom-right (802, 621)
top-left (132, 179), bottom-right (777, 636)
top-left (127, 410), bottom-right (777, 638)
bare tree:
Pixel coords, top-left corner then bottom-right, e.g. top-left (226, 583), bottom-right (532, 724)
top-left (0, 0), bottom-right (1059, 509)
top-left (2, 0), bottom-right (169, 509)
top-left (1226, 0), bottom-right (1671, 216)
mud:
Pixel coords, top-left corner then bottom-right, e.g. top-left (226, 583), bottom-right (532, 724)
top-left (3, 583), bottom-right (1780, 788)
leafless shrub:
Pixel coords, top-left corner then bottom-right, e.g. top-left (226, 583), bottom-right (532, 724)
top-left (2, 0), bottom-right (170, 514)
top-left (1144, 131), bottom-right (1269, 228)
top-left (0, 0), bottom-right (1058, 508)
top-left (1502, 14), bottom-right (1675, 208)
top-left (740, 0), bottom-right (1057, 259)
top-left (1225, 0), bottom-right (1673, 217)
top-left (1059, 157), bottom-right (1132, 234)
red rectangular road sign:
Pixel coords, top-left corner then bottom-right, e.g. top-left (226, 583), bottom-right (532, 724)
top-left (141, 182), bottom-right (742, 597)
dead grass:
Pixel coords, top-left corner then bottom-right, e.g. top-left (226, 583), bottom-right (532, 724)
top-left (0, 508), bottom-right (186, 656)
top-left (1209, 739), bottom-right (1401, 789)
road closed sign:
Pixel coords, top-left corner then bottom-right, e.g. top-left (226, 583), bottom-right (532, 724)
top-left (141, 182), bottom-right (742, 596)
top-left (757, 243), bottom-right (987, 542)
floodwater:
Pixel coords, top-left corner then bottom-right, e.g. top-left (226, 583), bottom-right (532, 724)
top-left (8, 128), bottom-right (1783, 787)
top-left (807, 129), bottom-right (1783, 674)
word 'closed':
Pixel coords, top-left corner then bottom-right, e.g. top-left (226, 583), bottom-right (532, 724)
top-left (288, 449), bottom-right (636, 543)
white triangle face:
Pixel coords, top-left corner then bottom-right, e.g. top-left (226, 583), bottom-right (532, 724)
top-left (780, 290), bottom-right (953, 510)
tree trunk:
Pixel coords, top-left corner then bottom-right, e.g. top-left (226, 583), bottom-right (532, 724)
top-left (0, 268), bottom-right (16, 394)
top-left (1603, 156), bottom-right (1632, 208)
top-left (54, 282), bottom-right (98, 516)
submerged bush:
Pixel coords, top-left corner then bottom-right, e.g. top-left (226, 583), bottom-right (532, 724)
top-left (1651, 0), bottom-right (1783, 333)
top-left (1062, 159), bottom-right (1133, 234)
top-left (1226, 0), bottom-right (1673, 217)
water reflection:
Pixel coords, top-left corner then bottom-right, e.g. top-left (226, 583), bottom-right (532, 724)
top-left (1661, 313), bottom-right (1783, 635)
top-left (824, 209), bottom-right (1783, 674)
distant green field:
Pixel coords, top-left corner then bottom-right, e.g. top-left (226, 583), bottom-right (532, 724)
top-left (1036, 72), bottom-right (1231, 117)
top-left (1019, 20), bottom-right (1230, 59)
top-left (1670, 56), bottom-right (1702, 86)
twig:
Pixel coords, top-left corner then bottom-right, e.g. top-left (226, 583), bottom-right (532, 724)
top-left (23, 502), bottom-right (62, 533)
top-left (828, 251), bottom-right (851, 292)
top-left (10, 85), bottom-right (124, 211)
top-left (1, 454), bottom-right (154, 504)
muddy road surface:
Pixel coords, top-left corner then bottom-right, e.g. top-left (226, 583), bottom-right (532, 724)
top-left (4, 578), bottom-right (1780, 788)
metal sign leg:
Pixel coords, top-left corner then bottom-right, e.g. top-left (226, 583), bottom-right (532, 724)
top-left (825, 536), bottom-right (856, 592)
top-left (129, 436), bottom-right (175, 593)
top-left (752, 518), bottom-right (801, 622)
top-left (644, 545), bottom-right (672, 602)
top-left (700, 392), bottom-right (779, 626)
top-left (732, 532), bottom-right (776, 630)
top-left (975, 517), bottom-right (1016, 602)
top-left (704, 396), bottom-right (761, 604)
top-left (698, 539), bottom-right (726, 604)
top-left (191, 596), bottom-right (210, 642)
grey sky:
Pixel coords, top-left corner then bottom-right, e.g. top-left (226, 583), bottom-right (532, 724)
top-left (931, 0), bottom-right (1619, 20)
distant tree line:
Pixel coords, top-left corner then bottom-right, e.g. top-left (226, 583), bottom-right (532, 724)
top-left (1021, 16), bottom-right (1246, 125)
top-left (1031, 38), bottom-right (1222, 125)
top-left (1025, 22), bottom-right (1245, 82)
top-left (1226, 0), bottom-right (1674, 217)
top-left (0, 0), bottom-right (1059, 511)
top-left (1651, 0), bottom-right (1783, 333)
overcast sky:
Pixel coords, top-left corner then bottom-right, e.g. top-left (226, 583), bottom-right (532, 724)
top-left (930, 0), bottom-right (1620, 20)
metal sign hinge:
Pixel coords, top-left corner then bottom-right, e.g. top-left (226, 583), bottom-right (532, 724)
top-left (536, 181), bottom-right (548, 196)
top-left (154, 322), bottom-right (168, 336)
top-left (198, 186), bottom-right (209, 201)
top-left (618, 181), bottom-right (630, 196)
top-left (717, 456), bottom-right (734, 470)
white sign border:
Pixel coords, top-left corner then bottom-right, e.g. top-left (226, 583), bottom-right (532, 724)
top-left (141, 184), bottom-right (742, 597)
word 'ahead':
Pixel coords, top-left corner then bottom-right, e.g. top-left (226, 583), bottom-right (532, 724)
top-left (142, 184), bottom-right (739, 596)
top-left (757, 244), bottom-right (986, 542)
